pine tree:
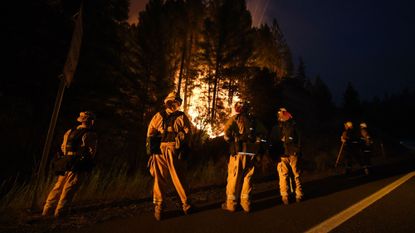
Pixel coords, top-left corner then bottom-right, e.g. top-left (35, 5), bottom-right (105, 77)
top-left (312, 75), bottom-right (334, 119)
top-left (200, 0), bottom-right (253, 123)
top-left (342, 81), bottom-right (361, 120)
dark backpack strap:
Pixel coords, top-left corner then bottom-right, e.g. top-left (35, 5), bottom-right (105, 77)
top-left (160, 110), bottom-right (184, 142)
top-left (159, 110), bottom-right (168, 133)
top-left (66, 127), bottom-right (90, 153)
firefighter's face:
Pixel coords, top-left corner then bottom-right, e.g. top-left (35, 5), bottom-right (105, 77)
top-left (83, 119), bottom-right (94, 127)
top-left (166, 100), bottom-right (181, 111)
top-left (278, 111), bottom-right (287, 121)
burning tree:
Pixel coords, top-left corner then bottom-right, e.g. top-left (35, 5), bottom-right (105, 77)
top-left (130, 0), bottom-right (293, 138)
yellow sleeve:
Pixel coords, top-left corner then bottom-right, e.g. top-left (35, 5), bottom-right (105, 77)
top-left (174, 112), bottom-right (192, 142)
top-left (61, 129), bottom-right (72, 155)
top-left (223, 115), bottom-right (237, 142)
top-left (147, 112), bottom-right (163, 137)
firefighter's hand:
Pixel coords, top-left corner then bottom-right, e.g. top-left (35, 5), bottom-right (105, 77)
top-left (177, 148), bottom-right (189, 161)
top-left (254, 154), bottom-right (262, 166)
top-left (177, 151), bottom-right (185, 160)
top-left (147, 155), bottom-right (153, 169)
top-left (224, 134), bottom-right (233, 143)
top-left (146, 139), bottom-right (151, 156)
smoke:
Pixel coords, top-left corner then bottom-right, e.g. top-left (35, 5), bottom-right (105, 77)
top-left (247, 0), bottom-right (271, 27)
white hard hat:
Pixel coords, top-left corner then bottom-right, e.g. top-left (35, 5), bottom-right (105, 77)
top-left (344, 121), bottom-right (353, 128)
top-left (77, 111), bottom-right (96, 122)
top-left (164, 92), bottom-right (182, 105)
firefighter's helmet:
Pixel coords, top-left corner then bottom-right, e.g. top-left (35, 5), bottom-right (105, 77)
top-left (77, 111), bottom-right (96, 122)
top-left (278, 107), bottom-right (292, 120)
top-left (164, 92), bottom-right (182, 105)
top-left (344, 121), bottom-right (353, 129)
top-left (234, 101), bottom-right (249, 113)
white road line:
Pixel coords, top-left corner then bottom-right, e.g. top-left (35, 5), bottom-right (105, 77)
top-left (305, 171), bottom-right (415, 233)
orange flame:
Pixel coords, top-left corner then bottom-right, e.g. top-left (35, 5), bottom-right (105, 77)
top-left (180, 74), bottom-right (240, 138)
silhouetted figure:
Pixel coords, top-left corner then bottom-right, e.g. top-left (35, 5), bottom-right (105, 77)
top-left (146, 92), bottom-right (193, 221)
top-left (222, 101), bottom-right (267, 213)
top-left (359, 122), bottom-right (373, 175)
top-left (43, 111), bottom-right (97, 218)
top-left (340, 121), bottom-right (361, 175)
top-left (270, 108), bottom-right (303, 204)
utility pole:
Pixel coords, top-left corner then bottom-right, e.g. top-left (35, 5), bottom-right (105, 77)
top-left (31, 3), bottom-right (84, 210)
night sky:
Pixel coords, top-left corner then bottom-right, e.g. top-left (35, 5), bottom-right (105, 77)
top-left (129, 0), bottom-right (415, 103)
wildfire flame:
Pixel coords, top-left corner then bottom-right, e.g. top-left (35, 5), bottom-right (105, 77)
top-left (180, 74), bottom-right (240, 139)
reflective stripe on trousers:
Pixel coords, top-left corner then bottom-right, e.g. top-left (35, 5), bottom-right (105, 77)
top-left (42, 171), bottom-right (82, 216)
top-left (277, 155), bottom-right (303, 197)
top-left (149, 142), bottom-right (190, 206)
top-left (225, 153), bottom-right (255, 206)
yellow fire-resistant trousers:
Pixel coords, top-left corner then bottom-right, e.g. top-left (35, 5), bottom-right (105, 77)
top-left (149, 142), bottom-right (190, 211)
top-left (42, 171), bottom-right (82, 217)
top-left (224, 153), bottom-right (255, 209)
top-left (277, 155), bottom-right (303, 198)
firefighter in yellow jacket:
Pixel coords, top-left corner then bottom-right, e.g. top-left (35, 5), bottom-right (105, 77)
top-left (222, 101), bottom-right (267, 213)
top-left (42, 111), bottom-right (98, 218)
top-left (146, 92), bottom-right (193, 220)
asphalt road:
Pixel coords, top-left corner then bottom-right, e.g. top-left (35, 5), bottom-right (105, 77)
top-left (62, 160), bottom-right (415, 233)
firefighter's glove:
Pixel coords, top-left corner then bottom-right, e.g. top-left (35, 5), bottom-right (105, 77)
top-left (147, 155), bottom-right (154, 169)
top-left (146, 138), bottom-right (151, 156)
top-left (275, 155), bottom-right (282, 163)
top-left (177, 150), bottom-right (184, 160)
top-left (224, 134), bottom-right (233, 143)
top-left (254, 154), bottom-right (262, 166)
top-left (176, 144), bottom-right (190, 161)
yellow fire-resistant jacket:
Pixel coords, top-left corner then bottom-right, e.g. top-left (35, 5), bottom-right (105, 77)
top-left (224, 113), bottom-right (267, 155)
top-left (147, 109), bottom-right (192, 147)
top-left (61, 125), bottom-right (98, 157)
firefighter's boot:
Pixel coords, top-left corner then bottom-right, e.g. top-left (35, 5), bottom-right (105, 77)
top-left (182, 202), bottom-right (193, 215)
top-left (296, 194), bottom-right (303, 203)
top-left (282, 196), bottom-right (289, 205)
top-left (221, 201), bottom-right (236, 212)
top-left (240, 198), bottom-right (251, 213)
top-left (154, 205), bottom-right (163, 221)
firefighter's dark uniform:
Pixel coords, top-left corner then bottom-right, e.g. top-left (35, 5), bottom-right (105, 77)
top-left (42, 112), bottom-right (97, 217)
top-left (341, 124), bottom-right (361, 173)
top-left (271, 113), bottom-right (303, 204)
top-left (223, 107), bottom-right (267, 212)
top-left (359, 123), bottom-right (373, 174)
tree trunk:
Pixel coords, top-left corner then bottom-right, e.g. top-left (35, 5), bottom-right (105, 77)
top-left (183, 32), bottom-right (193, 112)
top-left (211, 66), bottom-right (219, 122)
top-left (176, 36), bottom-right (187, 95)
top-left (228, 76), bottom-right (234, 106)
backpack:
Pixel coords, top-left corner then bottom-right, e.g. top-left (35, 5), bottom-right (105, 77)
top-left (279, 120), bottom-right (300, 155)
top-left (51, 127), bottom-right (94, 175)
top-left (229, 114), bottom-right (262, 154)
top-left (147, 110), bottom-right (187, 155)
top-left (160, 110), bottom-right (185, 142)
top-left (65, 127), bottom-right (90, 153)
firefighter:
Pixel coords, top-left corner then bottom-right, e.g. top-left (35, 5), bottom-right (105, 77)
top-left (222, 101), bottom-right (267, 213)
top-left (42, 111), bottom-right (98, 218)
top-left (146, 92), bottom-right (193, 221)
top-left (340, 121), bottom-right (360, 174)
top-left (359, 122), bottom-right (373, 175)
top-left (270, 108), bottom-right (303, 205)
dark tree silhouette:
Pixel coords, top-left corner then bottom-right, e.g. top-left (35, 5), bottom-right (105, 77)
top-left (342, 81), bottom-right (361, 120)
